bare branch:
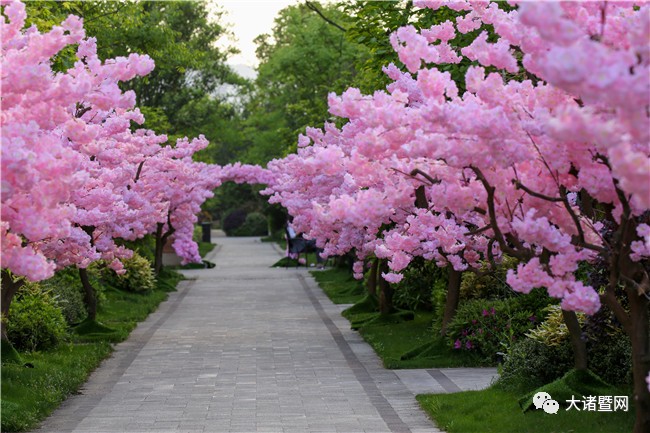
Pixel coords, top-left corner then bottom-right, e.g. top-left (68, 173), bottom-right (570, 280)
top-left (304, 1), bottom-right (346, 32)
top-left (514, 180), bottom-right (563, 202)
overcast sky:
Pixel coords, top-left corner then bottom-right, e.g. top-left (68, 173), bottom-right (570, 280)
top-left (215, 0), bottom-right (300, 70)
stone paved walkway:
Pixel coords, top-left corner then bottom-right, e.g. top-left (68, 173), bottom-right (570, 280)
top-left (33, 235), bottom-right (497, 433)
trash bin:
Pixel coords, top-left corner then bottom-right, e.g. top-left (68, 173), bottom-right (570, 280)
top-left (201, 222), bottom-right (212, 243)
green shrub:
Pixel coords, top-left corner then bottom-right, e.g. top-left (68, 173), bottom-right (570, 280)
top-left (117, 235), bottom-right (156, 263)
top-left (231, 212), bottom-right (268, 236)
top-left (583, 307), bottom-right (633, 385)
top-left (40, 270), bottom-right (86, 325)
top-left (500, 304), bottom-right (633, 390)
top-left (497, 337), bottom-right (575, 391)
top-left (114, 252), bottom-right (155, 293)
top-left (447, 289), bottom-right (552, 361)
top-left (7, 283), bottom-right (67, 352)
top-left (393, 258), bottom-right (446, 311)
top-left (459, 256), bottom-right (518, 301)
top-left (222, 208), bottom-right (247, 235)
top-left (526, 305), bottom-right (585, 346)
top-left (431, 276), bottom-right (448, 324)
top-left (588, 334), bottom-right (632, 385)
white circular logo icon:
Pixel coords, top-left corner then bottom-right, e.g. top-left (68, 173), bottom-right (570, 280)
top-left (533, 392), bottom-right (551, 410)
top-left (543, 399), bottom-right (560, 414)
top-left (533, 391), bottom-right (559, 414)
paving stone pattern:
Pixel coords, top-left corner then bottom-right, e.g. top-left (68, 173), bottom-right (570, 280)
top-left (33, 235), bottom-right (497, 433)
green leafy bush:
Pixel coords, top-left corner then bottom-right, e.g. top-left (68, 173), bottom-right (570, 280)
top-left (393, 258), bottom-right (446, 311)
top-left (583, 307), bottom-right (633, 385)
top-left (500, 304), bottom-right (633, 389)
top-left (497, 337), bottom-right (575, 390)
top-left (114, 252), bottom-right (156, 293)
top-left (40, 269), bottom-right (86, 325)
top-left (460, 256), bottom-right (518, 301)
top-left (7, 283), bottom-right (67, 352)
top-left (117, 234), bottom-right (156, 263)
top-left (526, 305), bottom-right (585, 346)
top-left (231, 212), bottom-right (268, 236)
top-left (588, 334), bottom-right (632, 385)
top-left (222, 208), bottom-right (247, 235)
top-left (446, 289), bottom-right (552, 361)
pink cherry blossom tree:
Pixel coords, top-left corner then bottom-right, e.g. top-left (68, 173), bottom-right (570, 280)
top-left (387, 3), bottom-right (649, 429)
top-left (1, 0), bottom-right (225, 326)
top-left (264, 1), bottom-right (649, 428)
top-left (133, 135), bottom-right (223, 276)
top-left (0, 0), bottom-right (106, 332)
top-left (35, 35), bottom-right (162, 320)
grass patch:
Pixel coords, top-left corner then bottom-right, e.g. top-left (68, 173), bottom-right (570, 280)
top-left (310, 268), bottom-right (365, 304)
top-left (1, 269), bottom-right (183, 432)
top-left (1, 343), bottom-right (112, 432)
top-left (197, 241), bottom-right (216, 258)
top-left (311, 268), bottom-right (485, 369)
top-left (417, 383), bottom-right (634, 433)
top-left (83, 285), bottom-right (171, 342)
top-left (355, 311), bottom-right (484, 369)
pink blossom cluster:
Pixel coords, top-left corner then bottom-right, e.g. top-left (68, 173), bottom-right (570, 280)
top-left (1, 0), bottom-right (226, 279)
top-left (134, 136), bottom-right (223, 265)
top-left (262, 1), bottom-right (649, 317)
top-left (221, 162), bottom-right (273, 186)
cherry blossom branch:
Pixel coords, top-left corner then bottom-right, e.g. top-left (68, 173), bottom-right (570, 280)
top-left (514, 180), bottom-right (563, 202)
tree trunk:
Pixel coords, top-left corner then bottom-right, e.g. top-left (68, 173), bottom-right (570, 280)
top-left (440, 268), bottom-right (462, 336)
top-left (628, 290), bottom-right (650, 433)
top-left (378, 260), bottom-right (394, 315)
top-left (1, 270), bottom-right (23, 341)
top-left (561, 309), bottom-right (588, 370)
top-left (154, 219), bottom-right (175, 276)
top-left (367, 258), bottom-right (379, 297)
top-left (154, 223), bottom-right (165, 276)
top-left (79, 267), bottom-right (97, 321)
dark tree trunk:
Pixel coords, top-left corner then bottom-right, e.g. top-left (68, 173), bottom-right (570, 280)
top-left (627, 289), bottom-right (650, 433)
top-left (440, 268), bottom-right (462, 336)
top-left (367, 258), bottom-right (379, 297)
top-left (378, 260), bottom-right (394, 315)
top-left (154, 221), bottom-right (175, 276)
top-left (1, 270), bottom-right (23, 341)
top-left (79, 267), bottom-right (97, 321)
top-left (561, 309), bottom-right (588, 370)
top-left (154, 222), bottom-right (165, 276)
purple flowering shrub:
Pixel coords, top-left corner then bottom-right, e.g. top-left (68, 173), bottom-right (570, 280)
top-left (446, 289), bottom-right (554, 362)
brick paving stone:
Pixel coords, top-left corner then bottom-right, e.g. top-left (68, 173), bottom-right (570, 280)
top-left (31, 234), bottom-right (496, 433)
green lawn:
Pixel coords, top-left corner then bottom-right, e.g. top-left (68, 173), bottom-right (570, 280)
top-left (197, 241), bottom-right (216, 258)
top-left (358, 314), bottom-right (484, 369)
top-left (1, 343), bottom-right (112, 431)
top-left (310, 268), bottom-right (365, 304)
top-left (312, 268), bottom-right (635, 432)
top-left (1, 269), bottom-right (184, 432)
top-left (311, 268), bottom-right (485, 369)
top-left (417, 385), bottom-right (634, 433)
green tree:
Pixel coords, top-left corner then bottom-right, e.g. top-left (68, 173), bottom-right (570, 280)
top-left (343, 1), bottom-right (524, 94)
top-left (24, 0), bottom-right (243, 144)
top-left (238, 2), bottom-right (369, 165)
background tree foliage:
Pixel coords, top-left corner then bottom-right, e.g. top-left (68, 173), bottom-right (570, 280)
top-left (24, 0), bottom-right (244, 158)
top-left (237, 2), bottom-right (370, 165)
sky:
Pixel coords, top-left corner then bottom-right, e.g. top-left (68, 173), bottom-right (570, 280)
top-left (214, 0), bottom-right (301, 75)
